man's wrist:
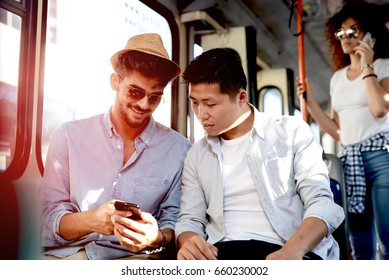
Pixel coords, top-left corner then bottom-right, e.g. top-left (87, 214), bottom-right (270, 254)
top-left (159, 230), bottom-right (166, 248)
top-left (146, 230), bottom-right (166, 255)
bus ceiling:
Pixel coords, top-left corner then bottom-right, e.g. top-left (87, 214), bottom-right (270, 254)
top-left (162, 0), bottom-right (389, 112)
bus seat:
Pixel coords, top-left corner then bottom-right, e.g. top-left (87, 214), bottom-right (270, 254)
top-left (322, 153), bottom-right (351, 259)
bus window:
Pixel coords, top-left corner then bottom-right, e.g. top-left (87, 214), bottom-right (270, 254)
top-left (257, 68), bottom-right (295, 116)
top-left (260, 87), bottom-right (283, 117)
top-left (0, 7), bottom-right (21, 172)
top-left (41, 0), bottom-right (174, 164)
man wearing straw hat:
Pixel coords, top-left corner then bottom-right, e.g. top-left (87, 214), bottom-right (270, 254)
top-left (41, 33), bottom-right (191, 260)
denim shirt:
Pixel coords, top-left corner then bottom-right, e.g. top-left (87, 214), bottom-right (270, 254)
top-left (176, 106), bottom-right (345, 259)
top-left (41, 109), bottom-right (191, 259)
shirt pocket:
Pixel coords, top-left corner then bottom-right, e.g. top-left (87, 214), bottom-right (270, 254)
top-left (263, 155), bottom-right (294, 199)
top-left (133, 177), bottom-right (170, 209)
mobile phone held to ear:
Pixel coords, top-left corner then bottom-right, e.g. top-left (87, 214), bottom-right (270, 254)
top-left (114, 201), bottom-right (142, 220)
top-left (360, 32), bottom-right (376, 48)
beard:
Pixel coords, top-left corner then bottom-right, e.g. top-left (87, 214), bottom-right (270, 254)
top-left (118, 102), bottom-right (151, 130)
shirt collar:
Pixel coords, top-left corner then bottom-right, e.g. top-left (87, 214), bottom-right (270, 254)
top-left (205, 103), bottom-right (265, 146)
top-left (250, 103), bottom-right (265, 139)
top-left (138, 117), bottom-right (156, 146)
top-left (103, 108), bottom-right (115, 138)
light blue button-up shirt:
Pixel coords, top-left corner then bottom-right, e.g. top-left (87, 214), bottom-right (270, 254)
top-left (41, 109), bottom-right (191, 259)
top-left (176, 105), bottom-right (345, 259)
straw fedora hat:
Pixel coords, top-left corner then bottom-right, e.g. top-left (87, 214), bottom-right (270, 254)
top-left (110, 33), bottom-right (181, 78)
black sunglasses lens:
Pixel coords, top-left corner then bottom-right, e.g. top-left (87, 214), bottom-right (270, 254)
top-left (346, 29), bottom-right (358, 38)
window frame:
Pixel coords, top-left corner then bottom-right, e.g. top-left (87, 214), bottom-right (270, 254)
top-left (0, 0), bottom-right (39, 180)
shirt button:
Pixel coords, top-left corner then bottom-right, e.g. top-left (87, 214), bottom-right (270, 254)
top-left (117, 144), bottom-right (122, 150)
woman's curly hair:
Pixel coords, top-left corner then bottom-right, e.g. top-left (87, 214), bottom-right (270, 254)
top-left (325, 0), bottom-right (389, 70)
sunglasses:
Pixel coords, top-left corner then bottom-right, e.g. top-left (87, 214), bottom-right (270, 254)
top-left (126, 87), bottom-right (163, 104)
top-left (116, 73), bottom-right (164, 104)
top-left (334, 27), bottom-right (359, 40)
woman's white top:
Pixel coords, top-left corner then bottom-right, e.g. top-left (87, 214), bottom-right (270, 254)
top-left (330, 58), bottom-right (389, 145)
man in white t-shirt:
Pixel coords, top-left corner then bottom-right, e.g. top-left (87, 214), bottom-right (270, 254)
top-left (175, 48), bottom-right (345, 260)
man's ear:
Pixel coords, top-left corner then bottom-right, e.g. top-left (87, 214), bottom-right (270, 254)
top-left (110, 73), bottom-right (119, 90)
top-left (238, 89), bottom-right (248, 104)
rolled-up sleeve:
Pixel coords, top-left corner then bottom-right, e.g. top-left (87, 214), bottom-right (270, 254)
top-left (175, 149), bottom-right (208, 239)
top-left (293, 119), bottom-right (345, 235)
top-left (41, 125), bottom-right (82, 247)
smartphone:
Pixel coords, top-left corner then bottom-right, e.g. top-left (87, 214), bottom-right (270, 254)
top-left (114, 201), bottom-right (142, 220)
top-left (360, 32), bottom-right (376, 48)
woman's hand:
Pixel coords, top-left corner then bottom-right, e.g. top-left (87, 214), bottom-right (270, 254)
top-left (355, 39), bottom-right (374, 67)
top-left (296, 76), bottom-right (314, 105)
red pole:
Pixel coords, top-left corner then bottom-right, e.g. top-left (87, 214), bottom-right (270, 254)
top-left (296, 0), bottom-right (308, 122)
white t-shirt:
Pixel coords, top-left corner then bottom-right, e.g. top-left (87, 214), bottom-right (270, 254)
top-left (220, 130), bottom-right (283, 245)
top-left (330, 58), bottom-right (389, 145)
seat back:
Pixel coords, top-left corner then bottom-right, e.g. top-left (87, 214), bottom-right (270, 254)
top-left (322, 153), bottom-right (351, 259)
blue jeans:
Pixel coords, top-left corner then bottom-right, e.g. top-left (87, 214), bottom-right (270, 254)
top-left (348, 149), bottom-right (389, 260)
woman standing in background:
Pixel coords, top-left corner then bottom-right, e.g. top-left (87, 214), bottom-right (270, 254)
top-left (297, 0), bottom-right (389, 259)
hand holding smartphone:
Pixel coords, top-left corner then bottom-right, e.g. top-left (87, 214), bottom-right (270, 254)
top-left (114, 201), bottom-right (142, 220)
top-left (360, 32), bottom-right (376, 48)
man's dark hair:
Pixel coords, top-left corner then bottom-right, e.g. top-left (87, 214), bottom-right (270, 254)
top-left (183, 48), bottom-right (247, 100)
